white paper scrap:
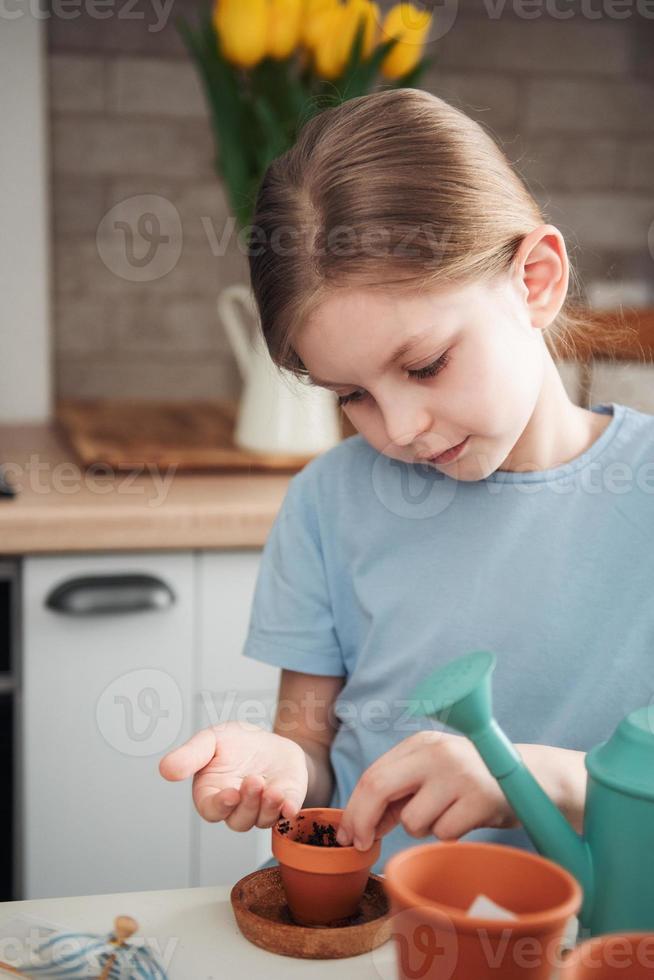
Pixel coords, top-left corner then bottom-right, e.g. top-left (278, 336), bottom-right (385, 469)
top-left (466, 893), bottom-right (519, 920)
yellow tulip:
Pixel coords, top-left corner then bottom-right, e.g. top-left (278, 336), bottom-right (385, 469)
top-left (268, 0), bottom-right (304, 59)
top-left (379, 2), bottom-right (432, 80)
top-left (312, 5), bottom-right (349, 78)
top-left (311, 0), bottom-right (378, 78)
top-left (215, 0), bottom-right (269, 69)
top-left (302, 0), bottom-right (339, 53)
top-left (344, 0), bottom-right (380, 60)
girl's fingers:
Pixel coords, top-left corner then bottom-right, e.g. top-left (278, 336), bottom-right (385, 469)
top-left (159, 728), bottom-right (217, 781)
top-left (399, 781), bottom-right (456, 839)
top-left (193, 785), bottom-right (240, 823)
top-left (256, 787), bottom-right (286, 828)
top-left (264, 770), bottom-right (308, 821)
top-left (278, 783), bottom-right (308, 819)
top-left (339, 770), bottom-right (416, 849)
top-left (432, 790), bottom-right (510, 841)
top-left (280, 791), bottom-right (307, 820)
top-left (225, 775), bottom-right (265, 832)
top-left (340, 753), bottom-right (443, 850)
top-left (374, 795), bottom-right (413, 840)
top-left (429, 796), bottom-right (478, 841)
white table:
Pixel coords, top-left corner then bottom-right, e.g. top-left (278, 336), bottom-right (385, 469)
top-left (0, 885), bottom-right (398, 978)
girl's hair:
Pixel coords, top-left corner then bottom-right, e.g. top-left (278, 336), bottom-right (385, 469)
top-left (248, 87), bottom-right (632, 381)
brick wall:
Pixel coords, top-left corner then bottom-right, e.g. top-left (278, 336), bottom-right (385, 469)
top-left (49, 0), bottom-right (654, 408)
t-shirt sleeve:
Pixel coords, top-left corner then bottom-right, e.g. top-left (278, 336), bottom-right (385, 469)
top-left (242, 473), bottom-right (346, 677)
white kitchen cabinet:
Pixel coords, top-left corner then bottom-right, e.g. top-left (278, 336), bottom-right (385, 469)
top-left (193, 551), bottom-right (280, 886)
top-left (22, 552), bottom-right (196, 899)
top-left (21, 548), bottom-right (281, 900)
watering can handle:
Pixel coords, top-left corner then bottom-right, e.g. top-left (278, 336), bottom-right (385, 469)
top-left (217, 284), bottom-right (258, 382)
top-left (410, 651), bottom-right (595, 925)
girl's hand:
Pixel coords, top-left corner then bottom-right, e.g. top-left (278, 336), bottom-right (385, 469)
top-left (336, 731), bottom-right (580, 850)
top-left (159, 721), bottom-right (309, 831)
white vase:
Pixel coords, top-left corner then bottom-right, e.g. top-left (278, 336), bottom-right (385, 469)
top-left (217, 283), bottom-right (342, 456)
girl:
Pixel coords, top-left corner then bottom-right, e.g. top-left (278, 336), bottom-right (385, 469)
top-left (160, 88), bottom-right (654, 874)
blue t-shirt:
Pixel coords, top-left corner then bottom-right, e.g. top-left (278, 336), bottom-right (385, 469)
top-left (243, 402), bottom-right (654, 873)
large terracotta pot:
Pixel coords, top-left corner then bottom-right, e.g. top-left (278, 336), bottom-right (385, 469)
top-left (272, 807), bottom-right (381, 926)
top-left (383, 841), bottom-right (582, 980)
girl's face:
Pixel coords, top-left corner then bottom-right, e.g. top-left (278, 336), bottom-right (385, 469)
top-left (295, 275), bottom-right (548, 482)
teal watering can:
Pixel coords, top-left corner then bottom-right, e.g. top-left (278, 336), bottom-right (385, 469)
top-left (409, 650), bottom-right (654, 937)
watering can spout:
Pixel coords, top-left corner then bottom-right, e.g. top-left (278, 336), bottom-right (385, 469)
top-left (410, 651), bottom-right (595, 923)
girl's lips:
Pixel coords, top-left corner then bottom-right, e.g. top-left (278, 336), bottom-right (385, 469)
top-left (428, 436), bottom-right (470, 464)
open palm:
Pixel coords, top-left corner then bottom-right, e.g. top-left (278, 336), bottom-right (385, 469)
top-left (159, 721), bottom-right (308, 831)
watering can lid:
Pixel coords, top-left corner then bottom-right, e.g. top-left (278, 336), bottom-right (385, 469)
top-left (586, 707), bottom-right (654, 800)
top-left (409, 650), bottom-right (496, 715)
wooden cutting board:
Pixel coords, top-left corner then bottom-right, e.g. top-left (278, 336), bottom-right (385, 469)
top-left (57, 398), bottom-right (350, 472)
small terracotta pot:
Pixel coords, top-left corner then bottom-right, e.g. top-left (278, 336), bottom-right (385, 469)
top-left (561, 933), bottom-right (654, 978)
top-left (384, 841), bottom-right (582, 980)
top-left (271, 806), bottom-right (381, 926)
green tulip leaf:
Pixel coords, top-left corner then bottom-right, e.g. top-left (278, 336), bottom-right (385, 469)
top-left (339, 18), bottom-right (366, 89)
top-left (393, 53), bottom-right (436, 90)
top-left (336, 35), bottom-right (400, 101)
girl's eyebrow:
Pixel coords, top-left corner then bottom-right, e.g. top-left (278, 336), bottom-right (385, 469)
top-left (306, 330), bottom-right (434, 389)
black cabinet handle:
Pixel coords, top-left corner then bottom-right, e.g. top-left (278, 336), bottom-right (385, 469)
top-left (45, 573), bottom-right (176, 616)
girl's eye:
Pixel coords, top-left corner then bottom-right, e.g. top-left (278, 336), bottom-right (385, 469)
top-left (407, 351), bottom-right (450, 380)
top-left (337, 390), bottom-right (365, 407)
top-left (336, 352), bottom-right (450, 408)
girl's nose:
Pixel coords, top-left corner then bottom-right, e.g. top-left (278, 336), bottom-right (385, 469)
top-left (380, 397), bottom-right (432, 449)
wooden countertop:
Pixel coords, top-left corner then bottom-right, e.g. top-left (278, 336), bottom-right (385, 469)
top-left (0, 424), bottom-right (297, 554)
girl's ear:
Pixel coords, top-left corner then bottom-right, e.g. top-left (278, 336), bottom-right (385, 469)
top-left (511, 224), bottom-right (569, 330)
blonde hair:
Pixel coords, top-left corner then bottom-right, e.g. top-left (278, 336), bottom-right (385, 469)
top-left (248, 87), bottom-right (632, 380)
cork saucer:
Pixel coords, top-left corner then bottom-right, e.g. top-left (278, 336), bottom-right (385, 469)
top-left (230, 866), bottom-right (392, 959)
